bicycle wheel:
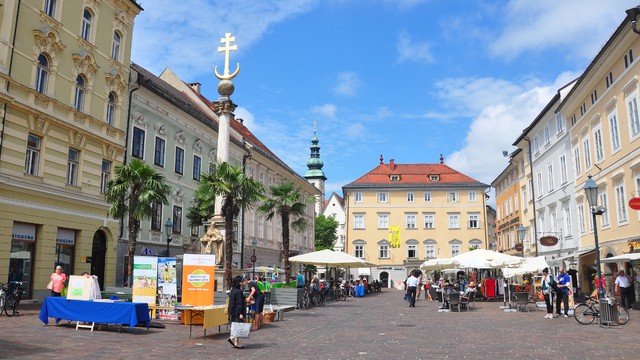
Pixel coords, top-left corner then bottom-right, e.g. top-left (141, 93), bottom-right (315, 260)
top-left (297, 295), bottom-right (306, 310)
top-left (4, 295), bottom-right (16, 317)
top-left (616, 305), bottom-right (630, 325)
top-left (0, 296), bottom-right (5, 315)
top-left (573, 304), bottom-right (595, 325)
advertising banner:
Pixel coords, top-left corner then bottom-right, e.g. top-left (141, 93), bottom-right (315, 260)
top-left (157, 257), bottom-right (178, 320)
top-left (182, 254), bottom-right (216, 306)
top-left (132, 256), bottom-right (158, 304)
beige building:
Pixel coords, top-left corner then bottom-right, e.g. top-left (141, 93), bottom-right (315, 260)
top-left (343, 157), bottom-right (489, 286)
top-left (0, 0), bottom-right (141, 299)
top-left (557, 11), bottom-right (640, 294)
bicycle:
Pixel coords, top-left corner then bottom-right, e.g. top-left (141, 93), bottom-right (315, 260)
top-left (297, 287), bottom-right (312, 310)
top-left (334, 287), bottom-right (347, 301)
top-left (0, 283), bottom-right (6, 313)
top-left (574, 295), bottom-right (629, 326)
top-left (4, 281), bottom-right (24, 317)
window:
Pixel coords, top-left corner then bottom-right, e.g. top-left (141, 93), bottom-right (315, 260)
top-left (563, 206), bottom-right (572, 237)
top-left (605, 72), bottom-right (613, 88)
top-left (258, 215), bottom-right (264, 238)
top-left (468, 213), bottom-right (480, 228)
top-left (572, 146), bottom-right (581, 177)
top-left (593, 126), bottom-right (604, 163)
top-left (599, 192), bottom-right (610, 228)
top-left (407, 244), bottom-right (417, 259)
top-left (556, 114), bottom-right (564, 135)
top-left (580, 102), bottom-right (587, 117)
top-left (447, 192), bottom-right (458, 202)
top-left (450, 243), bottom-right (461, 257)
top-left (429, 175), bottom-right (440, 181)
top-left (577, 204), bottom-right (586, 234)
top-left (423, 213), bottom-right (435, 229)
top-left (624, 49), bottom-right (634, 68)
top-left (378, 242), bottom-right (389, 258)
top-left (559, 155), bottom-right (568, 184)
top-left (424, 242), bottom-right (436, 258)
top-left (377, 192), bottom-right (388, 203)
top-left (544, 126), bottom-right (550, 145)
top-left (627, 91), bottom-right (640, 137)
top-left (533, 137), bottom-right (540, 154)
top-left (583, 137), bottom-right (591, 170)
top-left (66, 148), bottom-right (79, 186)
top-left (406, 192), bottom-right (414, 202)
top-left (423, 192), bottom-right (431, 202)
top-left (536, 172), bottom-right (543, 196)
top-left (570, 114), bottom-right (577, 126)
top-left (522, 186), bottom-right (528, 205)
top-left (111, 32), bottom-right (121, 60)
top-left (377, 214), bottom-right (389, 229)
top-left (193, 155), bottom-right (201, 181)
top-left (547, 164), bottom-right (554, 192)
top-left (35, 54), bottom-right (49, 94)
top-left (100, 160), bottom-right (111, 194)
top-left (405, 213), bottom-right (417, 229)
top-left (353, 214), bottom-right (365, 229)
top-left (448, 213), bottom-right (460, 229)
top-left (354, 241), bottom-right (365, 258)
top-left (468, 191), bottom-right (477, 201)
top-left (132, 127), bottom-right (145, 159)
top-left (44, 0), bottom-right (57, 17)
top-left (354, 192), bottom-right (363, 203)
top-left (174, 147), bottom-right (184, 174)
top-left (172, 206), bottom-right (182, 233)
top-left (615, 181), bottom-right (628, 224)
top-left (25, 134), bottom-right (41, 176)
top-left (151, 203), bottom-right (162, 230)
top-left (390, 175), bottom-right (400, 181)
top-left (154, 137), bottom-right (165, 167)
top-left (191, 225), bottom-right (200, 237)
top-left (106, 93), bottom-right (116, 125)
top-left (81, 9), bottom-right (92, 41)
top-left (609, 110), bottom-right (620, 152)
top-left (73, 75), bottom-right (85, 111)
top-left (590, 90), bottom-right (598, 105)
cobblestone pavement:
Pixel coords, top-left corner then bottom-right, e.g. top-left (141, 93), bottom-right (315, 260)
top-left (0, 291), bottom-right (638, 360)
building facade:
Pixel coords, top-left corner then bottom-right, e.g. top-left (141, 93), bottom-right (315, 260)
top-left (0, 0), bottom-right (141, 299)
top-left (492, 149), bottom-right (527, 255)
top-left (323, 192), bottom-right (346, 251)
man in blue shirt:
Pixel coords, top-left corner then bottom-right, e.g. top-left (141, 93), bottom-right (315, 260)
top-left (296, 271), bottom-right (304, 288)
top-left (556, 267), bottom-right (571, 317)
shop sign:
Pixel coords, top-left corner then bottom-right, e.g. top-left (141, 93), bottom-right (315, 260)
top-left (56, 228), bottom-right (76, 245)
top-left (12, 222), bottom-right (36, 242)
top-left (514, 243), bottom-right (524, 251)
top-left (540, 236), bottom-right (559, 247)
top-left (629, 197), bottom-right (640, 210)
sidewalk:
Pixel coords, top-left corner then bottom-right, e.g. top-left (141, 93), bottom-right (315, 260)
top-left (1, 291), bottom-right (637, 360)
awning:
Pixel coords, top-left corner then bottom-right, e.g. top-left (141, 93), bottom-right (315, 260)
top-left (601, 252), bottom-right (640, 263)
top-left (547, 248), bottom-right (594, 265)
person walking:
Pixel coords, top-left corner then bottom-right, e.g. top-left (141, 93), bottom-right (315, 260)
top-left (245, 278), bottom-right (265, 330)
top-left (228, 276), bottom-right (247, 349)
top-left (615, 270), bottom-right (632, 309)
top-left (49, 265), bottom-right (67, 297)
top-left (296, 271), bottom-right (304, 288)
top-left (555, 267), bottom-right (571, 318)
top-left (541, 268), bottom-right (554, 319)
top-left (405, 271), bottom-right (419, 307)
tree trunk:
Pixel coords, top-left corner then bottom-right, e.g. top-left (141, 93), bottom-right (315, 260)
top-left (224, 197), bottom-right (235, 290)
top-left (126, 217), bottom-right (139, 287)
top-left (282, 212), bottom-right (291, 284)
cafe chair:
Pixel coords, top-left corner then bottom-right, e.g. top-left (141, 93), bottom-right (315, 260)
top-left (448, 293), bottom-right (465, 312)
top-left (515, 292), bottom-right (530, 312)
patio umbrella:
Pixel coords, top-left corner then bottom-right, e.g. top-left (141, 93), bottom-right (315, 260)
top-left (420, 258), bottom-right (460, 311)
top-left (452, 249), bottom-right (524, 269)
top-left (502, 256), bottom-right (549, 278)
top-left (288, 249), bottom-right (376, 267)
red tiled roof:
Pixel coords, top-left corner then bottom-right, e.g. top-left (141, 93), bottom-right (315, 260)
top-left (345, 162), bottom-right (486, 187)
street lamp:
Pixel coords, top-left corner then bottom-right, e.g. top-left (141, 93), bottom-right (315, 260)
top-left (164, 218), bottom-right (173, 256)
top-left (251, 238), bottom-right (257, 280)
top-left (584, 175), bottom-right (607, 300)
top-left (516, 224), bottom-right (526, 257)
top-left (489, 241), bottom-right (497, 251)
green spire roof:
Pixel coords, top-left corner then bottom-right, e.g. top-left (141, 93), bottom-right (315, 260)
top-left (304, 122), bottom-right (326, 180)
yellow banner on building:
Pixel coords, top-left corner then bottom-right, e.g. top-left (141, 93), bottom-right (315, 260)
top-left (389, 226), bottom-right (401, 248)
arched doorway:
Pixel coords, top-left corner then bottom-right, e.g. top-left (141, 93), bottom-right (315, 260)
top-left (379, 271), bottom-right (389, 288)
top-left (91, 230), bottom-right (107, 290)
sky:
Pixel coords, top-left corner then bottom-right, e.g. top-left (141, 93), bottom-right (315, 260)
top-left (131, 0), bottom-right (639, 201)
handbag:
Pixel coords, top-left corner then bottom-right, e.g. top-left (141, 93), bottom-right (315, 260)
top-left (47, 280), bottom-right (54, 290)
top-left (537, 291), bottom-right (545, 301)
top-left (403, 293), bottom-right (409, 301)
top-left (230, 321), bottom-right (251, 338)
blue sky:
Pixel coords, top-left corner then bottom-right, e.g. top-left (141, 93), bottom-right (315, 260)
top-left (131, 0), bottom-right (638, 200)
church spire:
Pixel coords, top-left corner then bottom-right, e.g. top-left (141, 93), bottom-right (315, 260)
top-left (304, 120), bottom-right (326, 180)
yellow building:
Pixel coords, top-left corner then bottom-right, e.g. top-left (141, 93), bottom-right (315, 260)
top-left (343, 157), bottom-right (489, 286)
top-left (558, 10), bottom-right (640, 293)
top-left (0, 0), bottom-right (141, 299)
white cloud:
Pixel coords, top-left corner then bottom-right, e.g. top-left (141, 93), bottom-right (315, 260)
top-left (489, 0), bottom-right (638, 60)
top-left (311, 104), bottom-right (338, 118)
top-left (383, 0), bottom-right (429, 10)
top-left (345, 123), bottom-right (365, 138)
top-left (434, 77), bottom-right (530, 114)
top-left (234, 106), bottom-right (258, 132)
top-left (332, 72), bottom-right (361, 97)
top-left (396, 31), bottom-right (434, 64)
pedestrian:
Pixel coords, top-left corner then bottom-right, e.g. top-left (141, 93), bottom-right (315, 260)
top-left (228, 275), bottom-right (247, 349)
top-left (296, 270), bottom-right (304, 288)
top-left (416, 273), bottom-right (423, 300)
top-left (245, 277), bottom-right (265, 330)
top-left (592, 274), bottom-right (606, 298)
top-left (405, 271), bottom-right (419, 307)
top-left (540, 268), bottom-right (554, 319)
top-left (555, 267), bottom-right (571, 318)
top-left (49, 265), bottom-right (67, 297)
top-left (424, 278), bottom-right (433, 302)
top-left (615, 270), bottom-right (632, 309)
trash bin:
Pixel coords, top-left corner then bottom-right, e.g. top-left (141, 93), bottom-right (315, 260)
top-left (600, 299), bottom-right (618, 326)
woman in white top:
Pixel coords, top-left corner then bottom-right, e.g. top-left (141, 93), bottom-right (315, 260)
top-left (541, 268), bottom-right (554, 319)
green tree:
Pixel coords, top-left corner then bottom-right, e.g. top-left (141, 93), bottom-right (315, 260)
top-left (105, 158), bottom-right (172, 287)
top-left (259, 182), bottom-right (310, 284)
top-left (194, 162), bottom-right (264, 289)
top-left (315, 214), bottom-right (338, 250)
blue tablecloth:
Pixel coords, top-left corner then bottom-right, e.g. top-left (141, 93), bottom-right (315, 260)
top-left (39, 297), bottom-right (150, 331)
top-left (355, 285), bottom-right (365, 297)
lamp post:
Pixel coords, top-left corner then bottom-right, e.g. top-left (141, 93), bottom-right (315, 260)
top-left (251, 238), bottom-right (257, 280)
top-left (516, 224), bottom-right (526, 257)
top-left (489, 241), bottom-right (497, 251)
top-left (584, 175), bottom-right (606, 300)
top-left (164, 218), bottom-right (173, 256)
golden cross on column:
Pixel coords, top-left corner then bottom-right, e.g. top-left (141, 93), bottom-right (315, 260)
top-left (214, 32), bottom-right (240, 80)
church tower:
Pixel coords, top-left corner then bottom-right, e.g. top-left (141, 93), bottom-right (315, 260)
top-left (304, 122), bottom-right (327, 214)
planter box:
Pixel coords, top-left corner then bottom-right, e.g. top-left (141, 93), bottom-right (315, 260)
top-left (271, 288), bottom-right (303, 307)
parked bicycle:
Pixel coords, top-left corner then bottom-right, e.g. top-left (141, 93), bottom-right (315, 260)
top-left (574, 295), bottom-right (629, 325)
top-left (0, 283), bottom-right (6, 313)
top-left (3, 281), bottom-right (24, 317)
top-left (335, 287), bottom-right (347, 301)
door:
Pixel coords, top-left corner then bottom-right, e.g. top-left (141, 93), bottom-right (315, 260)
top-left (379, 271), bottom-right (389, 288)
top-left (91, 230), bottom-right (107, 290)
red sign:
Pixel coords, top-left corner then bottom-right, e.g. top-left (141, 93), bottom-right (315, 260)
top-left (514, 243), bottom-right (524, 252)
top-left (629, 197), bottom-right (640, 210)
top-left (539, 236), bottom-right (559, 247)
top-left (247, 264), bottom-right (253, 268)
top-left (250, 255), bottom-right (257, 263)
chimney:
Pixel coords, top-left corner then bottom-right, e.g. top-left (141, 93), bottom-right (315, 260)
top-left (389, 159), bottom-right (395, 170)
top-left (188, 82), bottom-right (201, 94)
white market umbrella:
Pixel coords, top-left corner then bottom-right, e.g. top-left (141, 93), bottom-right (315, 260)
top-left (420, 258), bottom-right (460, 311)
top-left (502, 256), bottom-right (550, 278)
top-left (452, 249), bottom-right (524, 269)
top-left (289, 249), bottom-right (376, 267)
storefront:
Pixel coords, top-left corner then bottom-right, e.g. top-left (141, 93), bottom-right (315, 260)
top-left (9, 223), bottom-right (36, 297)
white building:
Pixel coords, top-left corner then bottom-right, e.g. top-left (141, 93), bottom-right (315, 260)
top-left (323, 192), bottom-right (346, 251)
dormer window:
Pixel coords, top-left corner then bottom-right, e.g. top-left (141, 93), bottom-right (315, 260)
top-left (429, 174), bottom-right (440, 181)
top-left (390, 175), bottom-right (400, 181)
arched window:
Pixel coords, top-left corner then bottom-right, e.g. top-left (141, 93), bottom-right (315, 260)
top-left (74, 75), bottom-right (85, 111)
top-left (106, 92), bottom-right (116, 125)
top-left (377, 240), bottom-right (390, 259)
top-left (469, 239), bottom-right (482, 250)
top-left (406, 239), bottom-right (418, 259)
top-left (353, 239), bottom-right (366, 259)
top-left (111, 32), bottom-right (121, 60)
top-left (35, 54), bottom-right (49, 94)
top-left (81, 9), bottom-right (92, 41)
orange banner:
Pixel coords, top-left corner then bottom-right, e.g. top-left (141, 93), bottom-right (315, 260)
top-left (181, 254), bottom-right (216, 306)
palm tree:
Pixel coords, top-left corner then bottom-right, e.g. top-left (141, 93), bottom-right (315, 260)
top-left (194, 162), bottom-right (264, 289)
top-left (258, 182), bottom-right (310, 284)
top-left (105, 158), bottom-right (172, 287)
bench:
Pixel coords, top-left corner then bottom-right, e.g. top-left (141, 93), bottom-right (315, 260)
top-left (266, 305), bottom-right (295, 321)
